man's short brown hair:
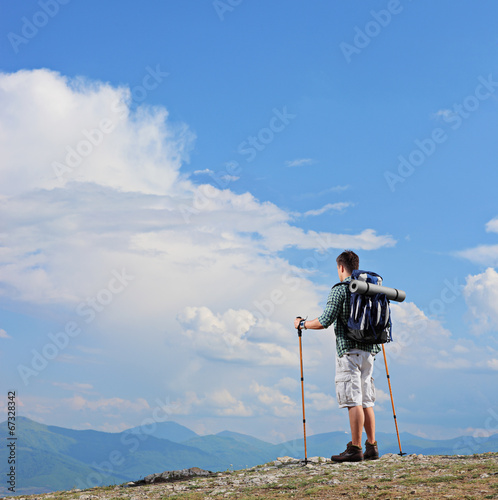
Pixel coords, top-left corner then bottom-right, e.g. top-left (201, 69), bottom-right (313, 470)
top-left (336, 250), bottom-right (359, 274)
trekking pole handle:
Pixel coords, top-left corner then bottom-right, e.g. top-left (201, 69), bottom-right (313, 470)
top-left (296, 316), bottom-right (303, 336)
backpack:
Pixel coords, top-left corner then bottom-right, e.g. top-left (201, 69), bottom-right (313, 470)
top-left (333, 270), bottom-right (392, 344)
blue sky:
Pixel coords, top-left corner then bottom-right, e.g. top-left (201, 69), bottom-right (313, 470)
top-left (1, 0), bottom-right (498, 448)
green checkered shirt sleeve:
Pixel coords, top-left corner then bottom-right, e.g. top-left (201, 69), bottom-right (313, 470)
top-left (318, 277), bottom-right (381, 358)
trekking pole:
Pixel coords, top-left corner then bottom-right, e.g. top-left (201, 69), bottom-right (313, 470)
top-left (296, 317), bottom-right (308, 465)
top-left (382, 345), bottom-right (405, 456)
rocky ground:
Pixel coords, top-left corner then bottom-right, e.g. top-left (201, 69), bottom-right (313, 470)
top-left (8, 453), bottom-right (498, 500)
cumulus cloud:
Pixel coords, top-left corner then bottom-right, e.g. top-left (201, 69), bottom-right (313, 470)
top-left (209, 389), bottom-right (253, 417)
top-left (250, 381), bottom-right (299, 417)
top-left (485, 217), bottom-right (498, 233)
top-left (0, 69), bottom-right (397, 427)
top-left (307, 391), bottom-right (336, 411)
top-left (463, 267), bottom-right (498, 334)
top-left (0, 69), bottom-right (193, 197)
top-left (275, 377), bottom-right (299, 392)
top-left (383, 301), bottom-right (498, 373)
top-left (176, 306), bottom-right (297, 366)
top-left (386, 301), bottom-right (452, 365)
top-left (0, 70), bottom-right (395, 311)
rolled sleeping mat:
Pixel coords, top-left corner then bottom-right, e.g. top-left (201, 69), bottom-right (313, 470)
top-left (349, 280), bottom-right (406, 302)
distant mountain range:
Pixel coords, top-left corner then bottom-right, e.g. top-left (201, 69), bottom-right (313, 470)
top-left (1, 417), bottom-right (497, 496)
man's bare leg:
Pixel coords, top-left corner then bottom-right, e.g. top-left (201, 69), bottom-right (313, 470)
top-left (348, 406), bottom-right (364, 447)
top-left (363, 407), bottom-right (376, 444)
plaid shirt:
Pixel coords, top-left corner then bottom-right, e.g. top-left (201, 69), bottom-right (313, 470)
top-left (318, 276), bottom-right (381, 358)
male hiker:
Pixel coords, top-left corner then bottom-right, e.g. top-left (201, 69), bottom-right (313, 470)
top-left (294, 250), bottom-right (380, 462)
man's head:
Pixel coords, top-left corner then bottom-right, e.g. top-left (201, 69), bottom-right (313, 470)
top-left (336, 250), bottom-right (359, 281)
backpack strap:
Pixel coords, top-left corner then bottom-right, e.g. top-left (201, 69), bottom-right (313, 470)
top-left (332, 281), bottom-right (350, 328)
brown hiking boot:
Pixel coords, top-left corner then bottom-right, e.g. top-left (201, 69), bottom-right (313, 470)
top-left (364, 439), bottom-right (379, 460)
top-left (331, 441), bottom-right (364, 462)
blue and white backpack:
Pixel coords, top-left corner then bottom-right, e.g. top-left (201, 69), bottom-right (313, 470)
top-left (334, 270), bottom-right (392, 344)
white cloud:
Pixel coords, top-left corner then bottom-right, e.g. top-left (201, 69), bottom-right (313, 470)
top-left (221, 174), bottom-right (239, 182)
top-left (433, 358), bottom-right (472, 370)
top-left (167, 392), bottom-right (203, 416)
top-left (0, 328), bottom-right (9, 338)
top-left (375, 388), bottom-right (390, 404)
top-left (209, 389), bottom-right (253, 417)
top-left (458, 426), bottom-right (497, 438)
top-left (193, 169), bottom-right (213, 175)
top-left (0, 71), bottom-right (394, 309)
top-left (457, 245), bottom-right (498, 267)
top-left (15, 393), bottom-right (169, 432)
top-left (382, 301), bottom-right (498, 374)
top-left (250, 381), bottom-right (299, 417)
top-left (53, 382), bottom-right (94, 393)
top-left (302, 202), bottom-right (352, 217)
top-left (455, 217), bottom-right (498, 266)
top-left (275, 377), bottom-right (299, 392)
top-left (176, 306), bottom-right (297, 366)
top-left (65, 395), bottom-right (150, 413)
top-left (172, 383), bottom-right (298, 419)
top-left (285, 158), bottom-right (314, 167)
top-left (259, 226), bottom-right (396, 254)
top-left (463, 267), bottom-right (498, 333)
top-left (0, 69), bottom-right (193, 197)
top-left (385, 301), bottom-right (452, 366)
top-left (307, 391), bottom-right (336, 411)
top-left (486, 359), bottom-right (498, 370)
top-left (433, 109), bottom-right (455, 120)
top-left (485, 217), bottom-right (498, 233)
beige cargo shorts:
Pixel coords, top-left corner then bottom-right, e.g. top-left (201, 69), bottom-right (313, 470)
top-left (335, 348), bottom-right (376, 408)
